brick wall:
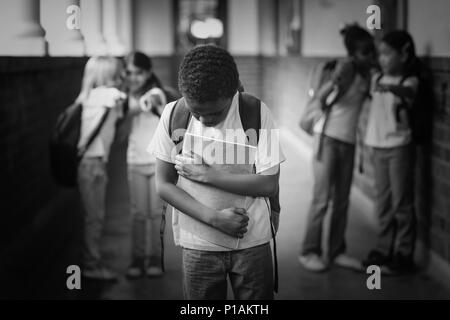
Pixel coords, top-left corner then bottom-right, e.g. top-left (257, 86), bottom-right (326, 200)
top-left (0, 57), bottom-right (87, 248)
top-left (426, 58), bottom-right (450, 262)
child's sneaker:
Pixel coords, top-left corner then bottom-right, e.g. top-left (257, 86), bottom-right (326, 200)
top-left (83, 266), bottom-right (118, 281)
top-left (332, 253), bottom-right (363, 271)
top-left (146, 256), bottom-right (164, 278)
top-left (126, 257), bottom-right (146, 279)
top-left (298, 254), bottom-right (327, 272)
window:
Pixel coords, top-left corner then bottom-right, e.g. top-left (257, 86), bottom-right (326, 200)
top-left (175, 0), bottom-right (227, 54)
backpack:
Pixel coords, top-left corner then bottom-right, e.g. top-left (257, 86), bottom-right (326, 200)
top-left (299, 59), bottom-right (339, 135)
top-left (299, 59), bottom-right (357, 158)
top-left (163, 92), bottom-right (280, 292)
top-left (49, 103), bottom-right (110, 187)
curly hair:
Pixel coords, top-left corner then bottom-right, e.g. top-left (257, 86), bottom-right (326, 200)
top-left (178, 45), bottom-right (240, 103)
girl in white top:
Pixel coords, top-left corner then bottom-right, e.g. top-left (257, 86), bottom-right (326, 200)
top-left (300, 24), bottom-right (375, 273)
top-left (363, 31), bottom-right (420, 274)
top-left (76, 56), bottom-right (126, 280)
top-left (124, 52), bottom-right (170, 278)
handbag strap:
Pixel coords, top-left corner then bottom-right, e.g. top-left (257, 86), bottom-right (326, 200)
top-left (316, 61), bottom-right (357, 160)
top-left (316, 96), bottom-right (338, 160)
top-left (78, 108), bottom-right (111, 158)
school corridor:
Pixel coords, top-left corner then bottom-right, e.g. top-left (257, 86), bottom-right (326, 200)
top-left (1, 126), bottom-right (450, 300)
top-left (1, 0), bottom-right (450, 300)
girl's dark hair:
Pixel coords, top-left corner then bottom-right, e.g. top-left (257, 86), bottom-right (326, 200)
top-left (126, 51), bottom-right (152, 71)
top-left (382, 30), bottom-right (420, 77)
top-left (125, 51), bottom-right (163, 91)
top-left (340, 23), bottom-right (374, 56)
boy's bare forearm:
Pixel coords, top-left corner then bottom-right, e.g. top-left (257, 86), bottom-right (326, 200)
top-left (206, 172), bottom-right (278, 197)
top-left (156, 179), bottom-right (249, 238)
top-left (157, 181), bottom-right (217, 226)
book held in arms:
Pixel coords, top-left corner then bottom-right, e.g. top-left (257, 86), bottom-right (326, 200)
top-left (177, 132), bottom-right (257, 249)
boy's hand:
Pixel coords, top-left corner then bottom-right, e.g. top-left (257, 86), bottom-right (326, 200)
top-left (175, 154), bottom-right (217, 183)
top-left (213, 207), bottom-right (249, 238)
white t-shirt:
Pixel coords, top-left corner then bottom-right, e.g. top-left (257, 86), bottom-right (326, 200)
top-left (147, 91), bottom-right (286, 251)
top-left (127, 96), bottom-right (159, 165)
top-left (365, 73), bottom-right (418, 148)
top-left (78, 87), bottom-right (124, 161)
top-left (313, 72), bottom-right (369, 144)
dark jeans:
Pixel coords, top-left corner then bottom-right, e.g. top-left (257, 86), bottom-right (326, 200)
top-left (371, 144), bottom-right (416, 258)
top-left (182, 243), bottom-right (273, 300)
top-left (302, 135), bottom-right (355, 260)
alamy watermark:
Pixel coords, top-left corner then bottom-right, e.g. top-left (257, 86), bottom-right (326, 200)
top-left (366, 5), bottom-right (381, 30)
top-left (66, 265), bottom-right (81, 290)
top-left (366, 265), bottom-right (381, 290)
top-left (66, 5), bottom-right (81, 30)
top-left (66, 4), bottom-right (381, 31)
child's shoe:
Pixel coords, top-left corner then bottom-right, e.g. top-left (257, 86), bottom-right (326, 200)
top-left (332, 253), bottom-right (363, 271)
top-left (146, 256), bottom-right (164, 278)
top-left (298, 254), bottom-right (327, 272)
top-left (126, 257), bottom-right (146, 279)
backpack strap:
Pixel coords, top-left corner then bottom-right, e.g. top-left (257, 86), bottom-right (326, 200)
top-left (77, 107), bottom-right (110, 158)
top-left (239, 92), bottom-right (280, 293)
top-left (169, 97), bottom-right (192, 154)
top-left (238, 92), bottom-right (261, 147)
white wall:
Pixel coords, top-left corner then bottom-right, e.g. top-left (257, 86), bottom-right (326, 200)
top-left (228, 0), bottom-right (259, 55)
top-left (302, 0), bottom-right (372, 57)
top-left (408, 0), bottom-right (450, 57)
top-left (133, 0), bottom-right (174, 55)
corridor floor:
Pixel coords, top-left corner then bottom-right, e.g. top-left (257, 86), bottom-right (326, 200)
top-left (2, 129), bottom-right (450, 300)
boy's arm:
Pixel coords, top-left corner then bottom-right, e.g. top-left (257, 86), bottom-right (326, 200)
top-left (155, 158), bottom-right (249, 238)
top-left (206, 167), bottom-right (279, 197)
top-left (174, 157), bottom-right (279, 197)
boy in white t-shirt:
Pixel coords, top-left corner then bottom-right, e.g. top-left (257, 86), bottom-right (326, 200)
top-left (147, 45), bottom-right (285, 300)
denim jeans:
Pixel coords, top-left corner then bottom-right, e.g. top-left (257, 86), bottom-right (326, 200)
top-left (182, 243), bottom-right (273, 300)
top-left (77, 157), bottom-right (107, 270)
top-left (371, 144), bottom-right (416, 258)
top-left (128, 164), bottom-right (164, 262)
top-left (302, 135), bottom-right (355, 260)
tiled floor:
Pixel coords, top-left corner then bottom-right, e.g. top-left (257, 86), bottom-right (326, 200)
top-left (2, 129), bottom-right (450, 300)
